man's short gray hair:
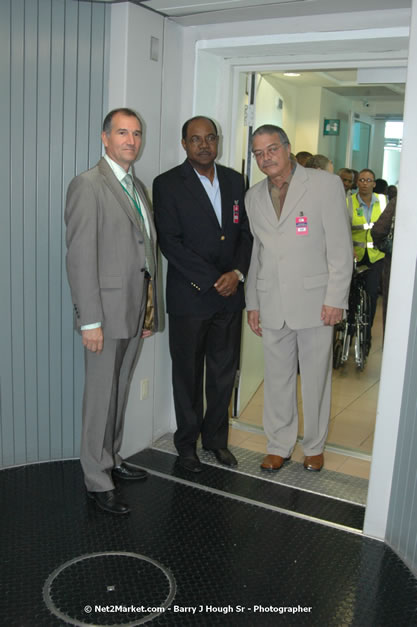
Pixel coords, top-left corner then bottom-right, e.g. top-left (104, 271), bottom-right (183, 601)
top-left (251, 125), bottom-right (290, 147)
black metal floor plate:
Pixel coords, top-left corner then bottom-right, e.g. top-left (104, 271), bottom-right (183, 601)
top-left (1, 457), bottom-right (417, 626)
top-left (130, 448), bottom-right (365, 531)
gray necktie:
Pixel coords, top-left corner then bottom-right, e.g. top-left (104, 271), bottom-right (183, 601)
top-left (123, 173), bottom-right (155, 277)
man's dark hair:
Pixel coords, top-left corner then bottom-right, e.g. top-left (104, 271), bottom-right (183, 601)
top-left (251, 124), bottom-right (290, 147)
top-left (338, 167), bottom-right (353, 177)
top-left (359, 168), bottom-right (376, 180)
top-left (102, 108), bottom-right (142, 135)
top-left (182, 116), bottom-right (218, 140)
top-left (374, 178), bottom-right (388, 194)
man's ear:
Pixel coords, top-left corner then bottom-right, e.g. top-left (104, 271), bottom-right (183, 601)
top-left (181, 138), bottom-right (186, 152)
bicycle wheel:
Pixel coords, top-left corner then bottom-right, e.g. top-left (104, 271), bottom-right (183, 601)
top-left (333, 340), bottom-right (343, 369)
top-left (355, 287), bottom-right (367, 371)
top-left (354, 321), bottom-right (365, 371)
top-left (363, 291), bottom-right (371, 356)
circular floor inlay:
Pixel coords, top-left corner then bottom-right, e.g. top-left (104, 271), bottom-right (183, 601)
top-left (43, 551), bottom-right (176, 626)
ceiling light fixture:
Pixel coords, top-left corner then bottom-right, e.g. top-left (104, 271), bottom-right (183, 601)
top-left (284, 72), bottom-right (301, 77)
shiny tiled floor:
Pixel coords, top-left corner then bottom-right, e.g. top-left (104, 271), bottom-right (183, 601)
top-left (236, 300), bottom-right (384, 480)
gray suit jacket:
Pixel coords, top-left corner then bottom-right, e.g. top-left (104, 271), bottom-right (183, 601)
top-left (245, 165), bottom-right (353, 330)
top-left (65, 157), bottom-right (159, 339)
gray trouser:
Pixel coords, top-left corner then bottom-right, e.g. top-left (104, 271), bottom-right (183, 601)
top-left (80, 329), bottom-right (143, 492)
top-left (262, 323), bottom-right (333, 457)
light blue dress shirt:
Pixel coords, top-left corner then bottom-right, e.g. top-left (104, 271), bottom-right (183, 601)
top-left (194, 164), bottom-right (222, 226)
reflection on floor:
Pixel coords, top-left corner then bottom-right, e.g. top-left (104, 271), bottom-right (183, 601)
top-left (236, 299), bottom-right (384, 481)
top-left (152, 433), bottom-right (368, 508)
top-left (3, 456), bottom-right (417, 625)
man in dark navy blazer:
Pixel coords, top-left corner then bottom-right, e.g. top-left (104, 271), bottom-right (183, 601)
top-left (153, 116), bottom-right (252, 472)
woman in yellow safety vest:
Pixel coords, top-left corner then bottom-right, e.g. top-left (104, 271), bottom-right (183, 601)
top-left (347, 168), bottom-right (387, 348)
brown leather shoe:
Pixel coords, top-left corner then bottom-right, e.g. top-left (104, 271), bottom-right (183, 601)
top-left (304, 453), bottom-right (324, 472)
top-left (260, 454), bottom-right (290, 471)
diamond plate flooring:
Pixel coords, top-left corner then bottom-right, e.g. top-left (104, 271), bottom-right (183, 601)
top-left (151, 433), bottom-right (368, 506)
top-left (2, 458), bottom-right (417, 626)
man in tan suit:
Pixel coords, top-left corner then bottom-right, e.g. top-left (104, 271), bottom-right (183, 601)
top-left (245, 125), bottom-right (352, 472)
top-left (65, 108), bottom-right (159, 514)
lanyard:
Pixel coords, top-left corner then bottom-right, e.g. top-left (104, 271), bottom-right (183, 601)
top-left (120, 181), bottom-right (144, 220)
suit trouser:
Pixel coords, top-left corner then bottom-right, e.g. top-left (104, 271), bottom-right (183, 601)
top-left (262, 323), bottom-right (333, 457)
top-left (169, 311), bottom-right (242, 456)
top-left (80, 279), bottom-right (147, 493)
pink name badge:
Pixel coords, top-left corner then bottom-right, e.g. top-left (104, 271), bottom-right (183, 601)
top-left (233, 200), bottom-right (239, 224)
top-left (296, 215), bottom-right (308, 235)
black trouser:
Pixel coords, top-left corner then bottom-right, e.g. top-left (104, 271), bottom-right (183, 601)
top-left (362, 252), bottom-right (384, 333)
top-left (168, 310), bottom-right (242, 456)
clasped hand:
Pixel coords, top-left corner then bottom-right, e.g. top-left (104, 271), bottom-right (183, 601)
top-left (214, 271), bottom-right (239, 297)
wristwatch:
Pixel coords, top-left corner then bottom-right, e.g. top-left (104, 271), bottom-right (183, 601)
top-left (233, 269), bottom-right (245, 283)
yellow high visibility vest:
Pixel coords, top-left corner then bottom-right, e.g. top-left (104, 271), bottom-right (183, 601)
top-left (349, 193), bottom-right (386, 263)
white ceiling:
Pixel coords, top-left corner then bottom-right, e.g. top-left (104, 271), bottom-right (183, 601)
top-left (91, 0), bottom-right (409, 114)
top-left (264, 69), bottom-right (405, 104)
top-left (131, 0), bottom-right (411, 26)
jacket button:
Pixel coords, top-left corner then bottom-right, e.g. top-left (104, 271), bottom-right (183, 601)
top-left (220, 235), bottom-right (225, 240)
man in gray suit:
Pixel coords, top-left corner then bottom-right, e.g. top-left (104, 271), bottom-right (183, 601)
top-left (245, 125), bottom-right (352, 472)
top-left (65, 108), bottom-right (159, 514)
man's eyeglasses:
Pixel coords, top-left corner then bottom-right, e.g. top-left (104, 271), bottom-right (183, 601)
top-left (252, 143), bottom-right (287, 160)
top-left (358, 178), bottom-right (375, 183)
top-left (188, 134), bottom-right (218, 145)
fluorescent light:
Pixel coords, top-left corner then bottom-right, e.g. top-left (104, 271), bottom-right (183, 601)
top-left (283, 72), bottom-right (301, 77)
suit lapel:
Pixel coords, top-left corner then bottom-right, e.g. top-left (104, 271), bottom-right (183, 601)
top-left (98, 157), bottom-right (140, 230)
top-left (258, 178), bottom-right (279, 229)
top-left (181, 160), bottom-right (221, 229)
top-left (278, 165), bottom-right (308, 226)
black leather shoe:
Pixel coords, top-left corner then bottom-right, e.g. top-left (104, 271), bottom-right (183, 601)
top-left (177, 454), bottom-right (203, 473)
top-left (87, 490), bottom-right (130, 515)
top-left (206, 448), bottom-right (238, 467)
top-left (112, 462), bottom-right (148, 481)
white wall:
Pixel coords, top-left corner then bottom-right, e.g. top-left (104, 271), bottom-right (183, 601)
top-left (107, 2), bottom-right (179, 456)
top-left (369, 119), bottom-right (386, 178)
top-left (364, 0), bottom-right (417, 540)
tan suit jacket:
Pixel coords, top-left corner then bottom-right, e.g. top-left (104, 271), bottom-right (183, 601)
top-left (65, 157), bottom-right (159, 338)
top-left (245, 165), bottom-right (352, 330)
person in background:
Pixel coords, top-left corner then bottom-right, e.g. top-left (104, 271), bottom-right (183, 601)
top-left (348, 168), bottom-right (387, 347)
top-left (305, 154), bottom-right (334, 173)
top-left (387, 185), bottom-right (398, 201)
top-left (295, 151), bottom-right (312, 166)
top-left (374, 178), bottom-right (388, 196)
top-left (338, 168), bottom-right (354, 196)
top-left (351, 169), bottom-right (359, 193)
top-left (371, 196), bottom-right (397, 337)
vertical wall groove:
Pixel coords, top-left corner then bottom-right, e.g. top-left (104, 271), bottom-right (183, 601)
top-left (0, 0), bottom-right (109, 467)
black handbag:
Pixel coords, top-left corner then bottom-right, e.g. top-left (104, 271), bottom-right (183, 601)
top-left (375, 215), bottom-right (395, 255)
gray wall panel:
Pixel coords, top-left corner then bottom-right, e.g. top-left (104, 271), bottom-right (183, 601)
top-left (0, 0), bottom-right (12, 465)
top-left (0, 0), bottom-right (109, 467)
top-left (24, 0), bottom-right (41, 462)
top-left (10, 0), bottom-right (26, 465)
